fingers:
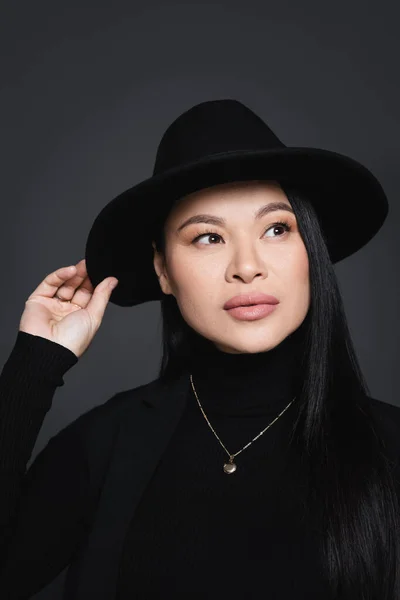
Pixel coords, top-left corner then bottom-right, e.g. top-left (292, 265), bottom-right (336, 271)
top-left (28, 259), bottom-right (87, 300)
top-left (64, 261), bottom-right (117, 308)
top-left (56, 260), bottom-right (95, 303)
top-left (85, 277), bottom-right (118, 322)
top-left (27, 259), bottom-right (118, 314)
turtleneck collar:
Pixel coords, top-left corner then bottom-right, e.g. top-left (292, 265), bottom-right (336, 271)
top-left (187, 315), bottom-right (309, 418)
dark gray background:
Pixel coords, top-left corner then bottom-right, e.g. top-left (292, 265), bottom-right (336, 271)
top-left (1, 2), bottom-right (399, 597)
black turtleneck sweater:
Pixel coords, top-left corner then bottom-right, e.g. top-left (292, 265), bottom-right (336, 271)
top-left (0, 320), bottom-right (331, 598)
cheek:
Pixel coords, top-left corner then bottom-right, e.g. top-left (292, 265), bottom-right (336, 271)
top-left (290, 253), bottom-right (311, 308)
top-left (288, 243), bottom-right (309, 278)
top-left (278, 245), bottom-right (309, 278)
top-left (295, 254), bottom-right (310, 284)
top-left (300, 251), bottom-right (310, 284)
top-left (278, 250), bottom-right (310, 303)
top-left (168, 254), bottom-right (213, 299)
top-left (171, 251), bottom-right (220, 283)
top-left (169, 257), bottom-right (223, 319)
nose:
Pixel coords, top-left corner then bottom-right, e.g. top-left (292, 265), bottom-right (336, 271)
top-left (226, 247), bottom-right (267, 283)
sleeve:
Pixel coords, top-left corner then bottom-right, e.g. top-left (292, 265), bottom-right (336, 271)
top-left (0, 331), bottom-right (97, 599)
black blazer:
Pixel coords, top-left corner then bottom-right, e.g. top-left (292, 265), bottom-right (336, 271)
top-left (63, 369), bottom-right (191, 600)
top-left (57, 368), bottom-right (400, 600)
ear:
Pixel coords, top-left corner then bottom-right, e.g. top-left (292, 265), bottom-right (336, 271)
top-left (152, 242), bottom-right (173, 296)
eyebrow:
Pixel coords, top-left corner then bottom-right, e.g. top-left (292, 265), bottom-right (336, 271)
top-left (176, 201), bottom-right (295, 233)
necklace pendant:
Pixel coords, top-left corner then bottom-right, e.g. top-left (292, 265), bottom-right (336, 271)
top-left (223, 456), bottom-right (237, 474)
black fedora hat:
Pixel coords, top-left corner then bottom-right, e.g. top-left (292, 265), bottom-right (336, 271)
top-left (84, 98), bottom-right (389, 307)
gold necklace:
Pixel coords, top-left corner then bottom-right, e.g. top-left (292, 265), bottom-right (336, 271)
top-left (190, 373), bottom-right (297, 474)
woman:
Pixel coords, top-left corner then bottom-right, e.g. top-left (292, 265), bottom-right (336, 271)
top-left (0, 99), bottom-right (399, 599)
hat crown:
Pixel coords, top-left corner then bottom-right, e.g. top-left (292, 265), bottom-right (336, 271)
top-left (153, 99), bottom-right (286, 175)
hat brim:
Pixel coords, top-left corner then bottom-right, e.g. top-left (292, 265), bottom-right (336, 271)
top-left (85, 147), bottom-right (389, 307)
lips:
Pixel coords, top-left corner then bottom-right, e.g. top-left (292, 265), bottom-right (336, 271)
top-left (223, 293), bottom-right (279, 310)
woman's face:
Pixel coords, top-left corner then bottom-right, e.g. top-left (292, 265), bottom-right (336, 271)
top-left (152, 180), bottom-right (310, 354)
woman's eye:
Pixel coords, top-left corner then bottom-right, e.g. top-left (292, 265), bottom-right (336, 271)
top-left (193, 232), bottom-right (221, 245)
top-left (192, 222), bottom-right (291, 245)
top-left (264, 223), bottom-right (291, 238)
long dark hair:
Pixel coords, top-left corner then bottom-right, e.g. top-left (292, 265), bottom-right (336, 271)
top-left (151, 180), bottom-right (400, 599)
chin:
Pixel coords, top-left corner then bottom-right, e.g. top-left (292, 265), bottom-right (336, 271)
top-left (214, 336), bottom-right (280, 355)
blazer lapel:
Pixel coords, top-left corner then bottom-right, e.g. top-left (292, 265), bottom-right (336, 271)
top-left (63, 369), bottom-right (191, 600)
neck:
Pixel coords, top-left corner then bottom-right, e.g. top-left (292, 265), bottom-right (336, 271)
top-left (187, 317), bottom-right (309, 418)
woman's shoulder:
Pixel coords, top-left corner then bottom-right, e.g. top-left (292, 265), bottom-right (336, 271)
top-left (52, 376), bottom-right (162, 451)
top-left (75, 376), bottom-right (162, 429)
